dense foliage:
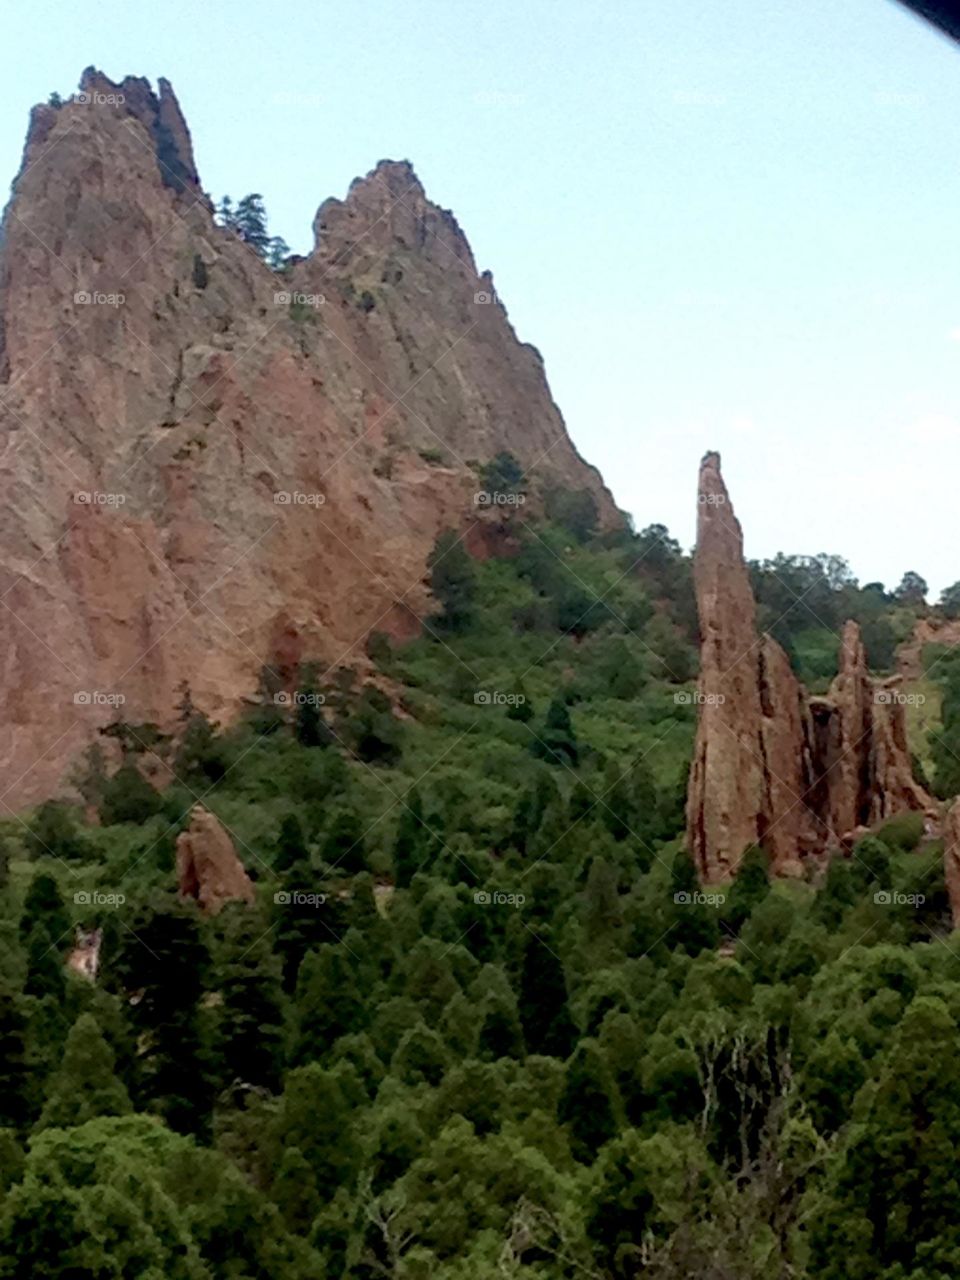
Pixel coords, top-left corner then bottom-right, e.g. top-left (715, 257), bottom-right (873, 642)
top-left (0, 487), bottom-right (954, 1278)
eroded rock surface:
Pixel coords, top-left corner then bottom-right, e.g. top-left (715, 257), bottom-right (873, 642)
top-left (175, 805), bottom-right (255, 914)
top-left (687, 453), bottom-right (934, 882)
top-left (0, 69), bottom-right (618, 807)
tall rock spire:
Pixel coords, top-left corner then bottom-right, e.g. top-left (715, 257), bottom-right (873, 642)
top-left (687, 453), bottom-right (934, 882)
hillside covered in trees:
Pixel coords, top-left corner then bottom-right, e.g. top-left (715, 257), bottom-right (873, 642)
top-left (2, 477), bottom-right (960, 1279)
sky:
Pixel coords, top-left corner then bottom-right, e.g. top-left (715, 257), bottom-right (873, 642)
top-left (2, 0), bottom-right (959, 593)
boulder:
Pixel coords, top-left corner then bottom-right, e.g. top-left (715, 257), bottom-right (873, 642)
top-left (176, 806), bottom-right (255, 914)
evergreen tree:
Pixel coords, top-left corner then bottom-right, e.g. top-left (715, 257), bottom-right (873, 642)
top-left (725, 843), bottom-right (771, 933)
top-left (34, 1013), bottom-right (132, 1131)
top-left (98, 764), bottom-right (163, 825)
top-left (320, 803), bottom-right (366, 876)
top-left (669, 847), bottom-right (719, 955)
top-left (19, 873), bottom-right (70, 948)
top-left (558, 1038), bottom-right (622, 1162)
top-left (393, 786), bottom-right (431, 887)
top-left (518, 932), bottom-right (577, 1058)
top-left (234, 193), bottom-right (270, 256)
top-left (428, 530), bottom-right (476, 633)
top-left (0, 987), bottom-right (30, 1130)
top-left (267, 236), bottom-right (290, 270)
top-left (294, 662), bottom-right (332, 749)
top-left (110, 897), bottom-right (211, 1136)
top-left (212, 909), bottom-right (286, 1094)
top-left (275, 812), bottom-right (308, 873)
top-left (531, 695), bottom-right (579, 768)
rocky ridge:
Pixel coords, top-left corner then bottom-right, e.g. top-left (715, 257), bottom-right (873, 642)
top-left (0, 68), bottom-right (618, 807)
top-left (687, 452), bottom-right (935, 883)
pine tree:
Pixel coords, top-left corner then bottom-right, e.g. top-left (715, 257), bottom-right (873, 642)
top-left (34, 1013), bottom-right (132, 1131)
top-left (320, 803), bottom-right (366, 876)
top-left (531, 696), bottom-right (579, 767)
top-left (212, 909), bottom-right (286, 1094)
top-left (393, 787), bottom-right (431, 887)
top-left (518, 932), bottom-right (577, 1058)
top-left (726, 843), bottom-right (771, 933)
top-left (294, 662), bottom-right (332, 749)
top-left (670, 847), bottom-right (719, 955)
top-left (234, 193), bottom-right (270, 257)
top-left (428, 531), bottom-right (476, 633)
top-left (0, 987), bottom-right (30, 1130)
top-left (558, 1039), bottom-right (622, 1162)
top-left (267, 236), bottom-right (290, 270)
top-left (19, 873), bottom-right (70, 949)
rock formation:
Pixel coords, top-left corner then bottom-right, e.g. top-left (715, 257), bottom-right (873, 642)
top-left (945, 799), bottom-right (960, 929)
top-left (0, 68), bottom-right (618, 808)
top-left (175, 805), bottom-right (255, 914)
top-left (687, 452), bottom-right (935, 882)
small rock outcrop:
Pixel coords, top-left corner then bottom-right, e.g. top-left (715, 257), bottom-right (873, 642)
top-left (687, 452), bottom-right (935, 882)
top-left (176, 806), bottom-right (255, 914)
top-left (945, 799), bottom-right (960, 928)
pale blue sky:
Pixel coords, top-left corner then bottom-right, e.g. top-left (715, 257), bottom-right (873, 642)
top-left (2, 0), bottom-right (959, 592)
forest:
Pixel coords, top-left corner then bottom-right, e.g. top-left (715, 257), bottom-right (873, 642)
top-left (1, 467), bottom-right (958, 1279)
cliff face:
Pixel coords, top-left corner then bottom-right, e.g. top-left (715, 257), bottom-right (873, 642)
top-left (687, 453), bottom-right (934, 882)
top-left (0, 69), bottom-right (617, 807)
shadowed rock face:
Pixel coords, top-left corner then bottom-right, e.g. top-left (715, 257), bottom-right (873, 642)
top-left (175, 806), bottom-right (255, 915)
top-left (0, 69), bottom-right (618, 808)
top-left (687, 453), bottom-right (934, 882)
top-left (945, 800), bottom-right (960, 929)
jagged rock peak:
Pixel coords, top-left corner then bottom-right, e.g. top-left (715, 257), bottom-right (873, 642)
top-left (311, 158), bottom-right (476, 274)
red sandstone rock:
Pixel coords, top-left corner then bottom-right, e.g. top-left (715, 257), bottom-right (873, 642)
top-left (945, 799), bottom-right (960, 929)
top-left (687, 453), bottom-right (934, 882)
top-left (175, 805), bottom-right (255, 915)
top-left (0, 71), bottom-right (618, 807)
